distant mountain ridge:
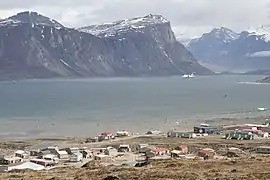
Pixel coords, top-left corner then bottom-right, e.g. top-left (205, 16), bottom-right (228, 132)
top-left (0, 11), bottom-right (212, 80)
top-left (188, 26), bottom-right (270, 72)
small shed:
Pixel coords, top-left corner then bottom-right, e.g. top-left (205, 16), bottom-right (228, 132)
top-left (105, 147), bottom-right (118, 157)
top-left (70, 152), bottom-right (83, 162)
top-left (15, 150), bottom-right (29, 159)
top-left (43, 154), bottom-right (59, 163)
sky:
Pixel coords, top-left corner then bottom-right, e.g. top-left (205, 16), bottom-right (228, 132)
top-left (0, 0), bottom-right (270, 41)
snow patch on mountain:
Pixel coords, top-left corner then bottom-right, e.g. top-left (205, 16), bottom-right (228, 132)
top-left (78, 14), bottom-right (169, 37)
top-left (247, 25), bottom-right (270, 42)
top-left (210, 27), bottom-right (240, 42)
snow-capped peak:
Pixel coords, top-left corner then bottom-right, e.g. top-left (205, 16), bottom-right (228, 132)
top-left (78, 14), bottom-right (169, 36)
top-left (0, 11), bottom-right (63, 28)
top-left (210, 27), bottom-right (239, 42)
top-left (247, 25), bottom-right (270, 42)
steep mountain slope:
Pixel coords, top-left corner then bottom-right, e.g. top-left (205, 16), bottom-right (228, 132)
top-left (0, 12), bottom-right (212, 80)
top-left (188, 27), bottom-right (270, 72)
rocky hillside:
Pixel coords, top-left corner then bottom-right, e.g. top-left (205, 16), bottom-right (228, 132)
top-left (188, 27), bottom-right (270, 72)
top-left (256, 76), bottom-right (270, 83)
top-left (0, 12), bottom-right (212, 80)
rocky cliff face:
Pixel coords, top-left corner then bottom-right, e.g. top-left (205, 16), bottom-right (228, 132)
top-left (0, 12), bottom-right (212, 80)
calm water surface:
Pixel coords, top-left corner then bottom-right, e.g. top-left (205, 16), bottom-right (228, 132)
top-left (0, 75), bottom-right (270, 139)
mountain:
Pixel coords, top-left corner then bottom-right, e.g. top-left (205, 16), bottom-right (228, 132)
top-left (188, 27), bottom-right (270, 72)
top-left (0, 12), bottom-right (212, 80)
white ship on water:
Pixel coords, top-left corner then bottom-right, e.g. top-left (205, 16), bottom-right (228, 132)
top-left (182, 73), bottom-right (195, 78)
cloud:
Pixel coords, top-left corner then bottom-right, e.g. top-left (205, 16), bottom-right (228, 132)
top-left (0, 0), bottom-right (270, 39)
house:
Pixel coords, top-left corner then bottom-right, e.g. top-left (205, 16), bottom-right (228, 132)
top-left (56, 150), bottom-right (69, 159)
top-left (242, 129), bottom-right (269, 138)
top-left (30, 159), bottom-right (55, 167)
top-left (43, 154), bottom-right (59, 163)
top-left (153, 148), bottom-right (170, 156)
top-left (65, 147), bottom-right (80, 155)
top-left (167, 130), bottom-right (196, 138)
top-left (104, 147), bottom-right (118, 157)
top-left (116, 130), bottom-right (130, 137)
top-left (98, 132), bottom-right (115, 141)
top-left (0, 157), bottom-right (23, 165)
top-left (139, 146), bottom-right (156, 154)
top-left (45, 146), bottom-right (59, 153)
top-left (94, 154), bottom-right (111, 162)
top-left (15, 150), bottom-right (29, 159)
top-left (194, 125), bottom-right (220, 134)
top-left (256, 146), bottom-right (270, 154)
top-left (175, 145), bottom-right (189, 154)
top-left (30, 150), bottom-right (42, 156)
top-left (70, 152), bottom-right (83, 162)
top-left (225, 131), bottom-right (259, 140)
top-left (40, 150), bottom-right (52, 156)
top-left (118, 145), bottom-right (131, 152)
top-left (198, 148), bottom-right (215, 159)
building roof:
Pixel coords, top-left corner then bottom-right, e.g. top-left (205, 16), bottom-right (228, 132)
top-left (171, 150), bottom-right (182, 154)
top-left (95, 154), bottom-right (109, 158)
top-left (43, 154), bottom-right (57, 159)
top-left (119, 144), bottom-right (130, 148)
top-left (71, 152), bottom-right (83, 156)
top-left (8, 162), bottom-right (44, 171)
top-left (154, 148), bottom-right (169, 153)
top-left (178, 145), bottom-right (188, 149)
top-left (4, 157), bottom-right (22, 161)
top-left (57, 150), bottom-right (68, 155)
top-left (15, 150), bottom-right (26, 155)
top-left (258, 146), bottom-right (270, 149)
top-left (30, 158), bottom-right (54, 163)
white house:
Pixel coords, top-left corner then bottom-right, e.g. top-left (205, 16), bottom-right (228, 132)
top-left (43, 154), bottom-right (59, 163)
top-left (104, 147), bottom-right (118, 157)
top-left (116, 130), bottom-right (130, 137)
top-left (70, 152), bottom-right (83, 162)
top-left (15, 150), bottom-right (29, 159)
top-left (56, 150), bottom-right (69, 159)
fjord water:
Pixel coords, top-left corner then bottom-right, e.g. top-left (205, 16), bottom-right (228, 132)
top-left (0, 75), bottom-right (269, 139)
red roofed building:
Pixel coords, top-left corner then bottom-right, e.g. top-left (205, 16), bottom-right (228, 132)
top-left (198, 149), bottom-right (215, 159)
top-left (175, 145), bottom-right (188, 154)
top-left (153, 148), bottom-right (169, 155)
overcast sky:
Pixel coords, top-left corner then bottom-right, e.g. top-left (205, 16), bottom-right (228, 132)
top-left (0, 0), bottom-right (270, 40)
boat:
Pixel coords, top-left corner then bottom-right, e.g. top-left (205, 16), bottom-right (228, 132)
top-left (257, 108), bottom-right (268, 111)
top-left (182, 73), bottom-right (195, 78)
